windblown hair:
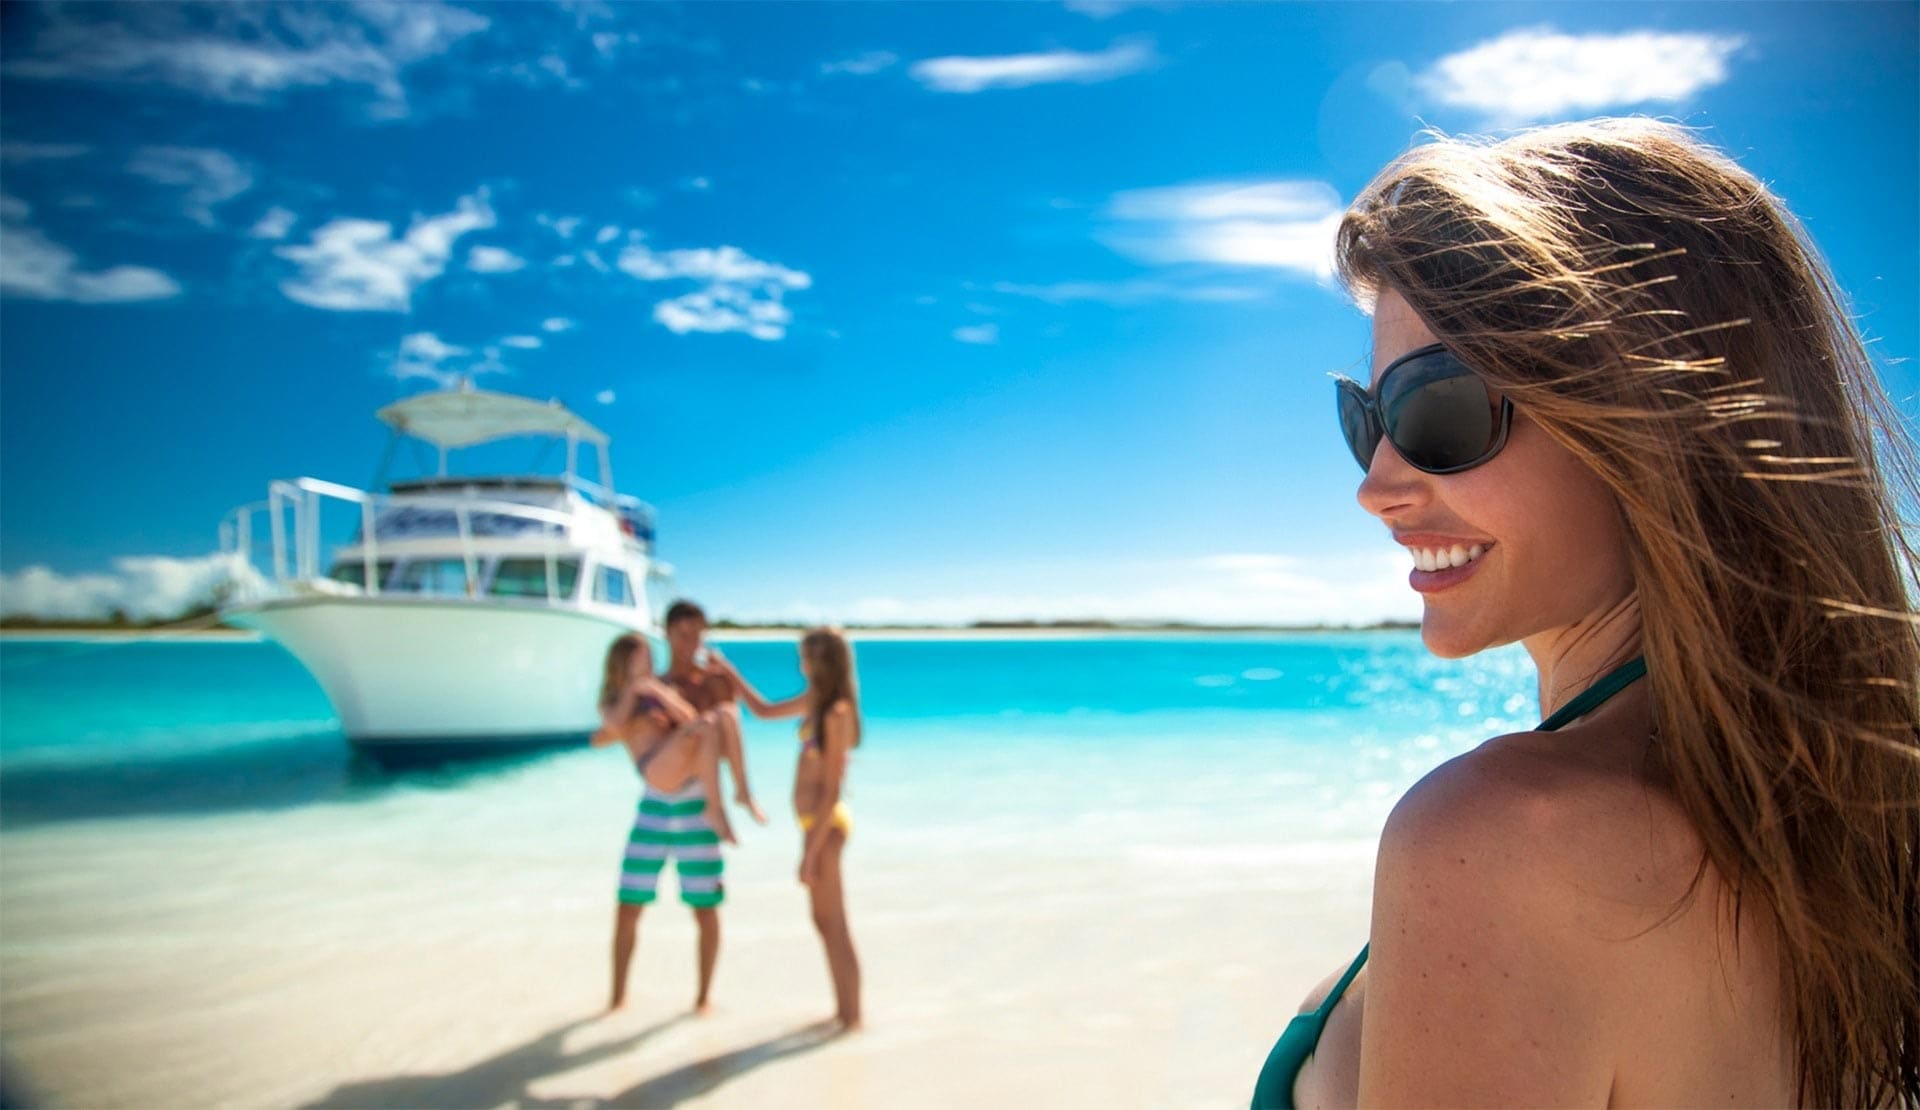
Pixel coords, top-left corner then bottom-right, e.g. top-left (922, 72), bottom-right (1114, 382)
top-left (1336, 117), bottom-right (1919, 1106)
top-left (599, 633), bottom-right (651, 712)
top-left (801, 627), bottom-right (862, 750)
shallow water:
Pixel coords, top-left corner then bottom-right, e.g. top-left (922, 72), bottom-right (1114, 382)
top-left (0, 632), bottom-right (1536, 1107)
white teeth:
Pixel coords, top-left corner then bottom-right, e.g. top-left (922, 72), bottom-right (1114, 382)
top-left (1410, 544), bottom-right (1489, 571)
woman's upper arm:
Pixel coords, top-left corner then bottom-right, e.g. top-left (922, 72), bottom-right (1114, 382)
top-left (1357, 755), bottom-right (1614, 1108)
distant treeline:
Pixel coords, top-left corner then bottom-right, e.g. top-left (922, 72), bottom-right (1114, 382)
top-left (0, 604), bottom-right (229, 631)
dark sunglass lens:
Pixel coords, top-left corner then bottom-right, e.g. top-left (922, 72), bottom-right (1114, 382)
top-left (1336, 384), bottom-right (1378, 470)
top-left (1381, 355), bottom-right (1498, 471)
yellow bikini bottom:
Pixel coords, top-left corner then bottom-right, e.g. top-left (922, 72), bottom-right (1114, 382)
top-left (798, 801), bottom-right (853, 835)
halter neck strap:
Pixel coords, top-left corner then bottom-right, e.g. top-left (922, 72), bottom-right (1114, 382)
top-left (1538, 656), bottom-right (1647, 732)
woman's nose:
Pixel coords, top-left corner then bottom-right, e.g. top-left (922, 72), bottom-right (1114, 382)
top-left (1355, 439), bottom-right (1429, 522)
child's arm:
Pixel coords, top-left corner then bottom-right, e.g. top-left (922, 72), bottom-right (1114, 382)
top-left (711, 652), bottom-right (807, 719)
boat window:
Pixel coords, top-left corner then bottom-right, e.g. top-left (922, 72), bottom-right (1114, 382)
top-left (593, 565), bottom-right (634, 607)
top-left (490, 557), bottom-right (580, 599)
top-left (392, 558), bottom-right (474, 596)
top-left (327, 560), bottom-right (395, 589)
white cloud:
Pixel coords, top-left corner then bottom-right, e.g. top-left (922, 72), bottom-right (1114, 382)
top-left (499, 334), bottom-right (541, 349)
top-left (753, 551), bottom-right (1419, 628)
top-left (1416, 27), bottom-right (1746, 124)
top-left (249, 205), bottom-right (297, 239)
top-left (991, 278), bottom-right (1264, 305)
top-left (595, 389), bottom-right (615, 405)
top-left (653, 287), bottom-right (794, 341)
top-left (4, 1), bottom-right (489, 121)
top-left (595, 224), bottom-right (620, 244)
top-left (1063, 0), bottom-right (1152, 17)
top-left (1, 142), bottom-right (89, 163)
top-left (910, 39), bottom-right (1155, 93)
top-left (538, 213), bottom-right (583, 239)
top-left (617, 240), bottom-right (813, 341)
top-left (1101, 179), bottom-right (1344, 279)
top-left (466, 244), bottom-right (526, 273)
top-left (127, 145), bottom-right (253, 227)
top-left (542, 316), bottom-right (576, 332)
top-left (388, 330), bottom-right (502, 385)
top-left (821, 50), bottom-right (898, 77)
top-left (953, 322), bottom-right (1000, 345)
top-left (0, 222), bottom-right (181, 304)
top-left (276, 189), bottom-right (494, 311)
top-left (0, 553), bottom-right (262, 622)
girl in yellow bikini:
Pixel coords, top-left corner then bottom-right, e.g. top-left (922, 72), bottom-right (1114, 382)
top-left (713, 628), bottom-right (862, 1031)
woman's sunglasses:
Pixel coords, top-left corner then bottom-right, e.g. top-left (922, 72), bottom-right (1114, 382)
top-left (1335, 343), bottom-right (1514, 474)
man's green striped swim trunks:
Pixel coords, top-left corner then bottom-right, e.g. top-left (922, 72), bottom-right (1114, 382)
top-left (619, 780), bottom-right (725, 908)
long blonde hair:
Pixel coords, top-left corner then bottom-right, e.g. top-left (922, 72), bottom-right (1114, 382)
top-left (599, 633), bottom-right (651, 712)
top-left (801, 627), bottom-right (861, 749)
top-left (1336, 117), bottom-right (1918, 1106)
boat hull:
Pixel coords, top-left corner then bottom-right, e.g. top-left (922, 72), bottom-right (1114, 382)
top-left (225, 596), bottom-right (649, 759)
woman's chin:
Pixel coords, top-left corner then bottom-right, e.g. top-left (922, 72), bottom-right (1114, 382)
top-left (1419, 613), bottom-right (1489, 659)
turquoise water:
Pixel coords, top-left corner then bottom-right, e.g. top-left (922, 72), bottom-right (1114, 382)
top-left (0, 630), bottom-right (1543, 1107)
top-left (0, 632), bottom-right (1538, 833)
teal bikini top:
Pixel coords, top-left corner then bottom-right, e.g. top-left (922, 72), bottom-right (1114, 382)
top-left (1250, 656), bottom-right (1648, 1109)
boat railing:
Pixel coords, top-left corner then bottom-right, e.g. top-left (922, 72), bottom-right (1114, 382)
top-left (220, 477), bottom-right (590, 604)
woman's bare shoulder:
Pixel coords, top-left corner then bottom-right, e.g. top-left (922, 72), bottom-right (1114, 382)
top-left (1380, 724), bottom-right (1700, 920)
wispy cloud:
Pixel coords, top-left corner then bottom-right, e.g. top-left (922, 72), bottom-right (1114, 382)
top-left (821, 50), bottom-right (898, 77)
top-left (1, 142), bottom-right (90, 163)
top-left (1101, 179), bottom-right (1344, 279)
top-left (1416, 27), bottom-right (1746, 124)
top-left (0, 553), bottom-right (260, 622)
top-left (249, 205), bottom-right (297, 240)
top-left (595, 389), bottom-right (616, 405)
top-left (388, 330), bottom-right (511, 386)
top-left (0, 195), bottom-right (180, 304)
top-left (616, 240), bottom-right (812, 340)
top-left (499, 334), bottom-right (541, 349)
top-left (538, 214), bottom-right (584, 239)
top-left (466, 244), bottom-right (526, 273)
top-left (1063, 0), bottom-right (1157, 18)
top-left (911, 39), bottom-right (1155, 93)
top-left (2, 1), bottom-right (489, 121)
top-left (992, 278), bottom-right (1264, 305)
top-left (276, 189), bottom-right (495, 311)
top-left (542, 316), bottom-right (576, 332)
top-left (127, 145), bottom-right (253, 227)
top-left (953, 322), bottom-right (1000, 345)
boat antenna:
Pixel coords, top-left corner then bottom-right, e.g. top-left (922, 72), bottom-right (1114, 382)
top-left (371, 428), bottom-right (401, 492)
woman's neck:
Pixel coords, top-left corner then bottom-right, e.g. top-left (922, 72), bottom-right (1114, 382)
top-left (1524, 592), bottom-right (1644, 719)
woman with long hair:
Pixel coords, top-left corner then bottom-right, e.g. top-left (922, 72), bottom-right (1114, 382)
top-left (714, 628), bottom-right (864, 1030)
top-left (1255, 118), bottom-right (1917, 1107)
top-left (592, 633), bottom-right (737, 1014)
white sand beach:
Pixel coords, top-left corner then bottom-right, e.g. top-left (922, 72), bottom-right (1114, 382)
top-left (0, 766), bottom-right (1375, 1109)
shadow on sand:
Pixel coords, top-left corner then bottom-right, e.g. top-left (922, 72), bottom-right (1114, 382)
top-left (601, 1020), bottom-right (848, 1107)
top-left (299, 1014), bottom-right (686, 1110)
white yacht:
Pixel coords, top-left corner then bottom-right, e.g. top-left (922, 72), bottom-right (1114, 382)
top-left (220, 383), bottom-right (663, 762)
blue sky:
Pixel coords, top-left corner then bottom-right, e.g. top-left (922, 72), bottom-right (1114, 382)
top-left (1, 1), bottom-right (1914, 625)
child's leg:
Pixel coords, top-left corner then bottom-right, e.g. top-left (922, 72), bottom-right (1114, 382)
top-left (692, 722), bottom-right (737, 845)
top-left (712, 704), bottom-right (767, 824)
